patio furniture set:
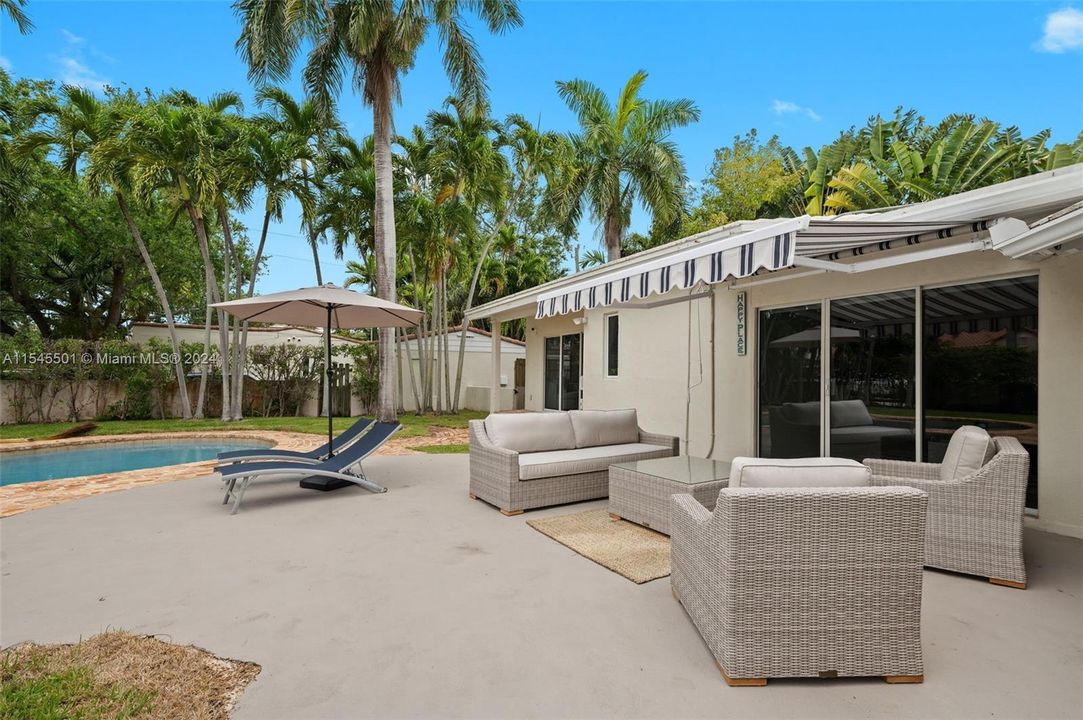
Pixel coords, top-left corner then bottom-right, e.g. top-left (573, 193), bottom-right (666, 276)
top-left (468, 409), bottom-right (1031, 686)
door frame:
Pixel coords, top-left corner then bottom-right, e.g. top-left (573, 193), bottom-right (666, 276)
top-left (544, 332), bottom-right (583, 411)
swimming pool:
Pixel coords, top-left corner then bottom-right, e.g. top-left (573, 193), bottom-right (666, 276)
top-left (0, 439), bottom-right (273, 486)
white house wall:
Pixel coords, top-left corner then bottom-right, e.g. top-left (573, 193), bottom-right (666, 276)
top-left (397, 338), bottom-right (525, 412)
top-left (520, 248), bottom-right (1083, 538)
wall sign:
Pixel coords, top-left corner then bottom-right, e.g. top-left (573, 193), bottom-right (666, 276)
top-left (736, 291), bottom-right (747, 356)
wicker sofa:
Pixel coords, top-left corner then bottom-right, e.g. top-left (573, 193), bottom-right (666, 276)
top-left (468, 409), bottom-right (678, 515)
top-left (671, 457), bottom-right (928, 686)
top-left (865, 431), bottom-right (1030, 588)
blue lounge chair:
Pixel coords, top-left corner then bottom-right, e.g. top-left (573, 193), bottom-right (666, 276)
top-left (216, 417), bottom-right (374, 465)
top-left (218, 422), bottom-right (401, 514)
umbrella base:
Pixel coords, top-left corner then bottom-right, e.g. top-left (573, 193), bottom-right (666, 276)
top-left (299, 476), bottom-right (353, 492)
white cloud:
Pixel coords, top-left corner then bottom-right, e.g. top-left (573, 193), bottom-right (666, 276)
top-left (771, 99), bottom-right (821, 122)
top-left (55, 28), bottom-right (111, 92)
top-left (59, 57), bottom-right (109, 92)
top-left (0, 56), bottom-right (11, 72)
top-left (1036, 7), bottom-right (1083, 53)
top-left (59, 28), bottom-right (86, 46)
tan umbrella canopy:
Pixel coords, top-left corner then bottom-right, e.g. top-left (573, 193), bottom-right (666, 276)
top-left (212, 283), bottom-right (423, 453)
top-left (211, 283), bottom-right (423, 329)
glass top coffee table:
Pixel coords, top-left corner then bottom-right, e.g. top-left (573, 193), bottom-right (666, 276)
top-left (608, 456), bottom-right (730, 535)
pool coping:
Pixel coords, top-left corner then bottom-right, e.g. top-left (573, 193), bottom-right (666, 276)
top-left (0, 431), bottom-right (319, 518)
top-left (0, 427), bottom-right (470, 517)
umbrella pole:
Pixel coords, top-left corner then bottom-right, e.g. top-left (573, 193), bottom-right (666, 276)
top-left (326, 305), bottom-right (334, 456)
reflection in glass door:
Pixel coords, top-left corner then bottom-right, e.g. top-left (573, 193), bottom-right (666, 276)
top-left (544, 333), bottom-right (582, 411)
top-left (829, 292), bottom-right (916, 462)
top-left (922, 276), bottom-right (1039, 509)
top-left (758, 304), bottom-right (822, 457)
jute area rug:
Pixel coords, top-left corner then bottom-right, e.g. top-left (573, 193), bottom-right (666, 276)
top-left (527, 508), bottom-right (671, 584)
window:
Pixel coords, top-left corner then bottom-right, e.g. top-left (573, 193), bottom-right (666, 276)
top-left (605, 314), bottom-right (619, 377)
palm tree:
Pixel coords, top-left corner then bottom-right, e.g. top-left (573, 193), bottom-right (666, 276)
top-left (428, 97), bottom-right (507, 410)
top-left (450, 112), bottom-right (565, 410)
top-left (1, 0), bottom-right (32, 34)
top-left (234, 0), bottom-right (523, 422)
top-left (256, 86), bottom-right (338, 284)
top-left (550, 70), bottom-right (699, 262)
top-left (123, 92), bottom-right (244, 417)
top-left (26, 86), bottom-right (193, 418)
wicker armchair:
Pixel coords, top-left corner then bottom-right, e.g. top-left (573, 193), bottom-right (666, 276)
top-left (671, 486), bottom-right (928, 686)
top-left (864, 436), bottom-right (1030, 588)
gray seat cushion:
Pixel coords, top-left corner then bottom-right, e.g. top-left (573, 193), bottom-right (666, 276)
top-left (518, 442), bottom-right (671, 481)
top-left (568, 409), bottom-right (640, 448)
top-left (831, 400), bottom-right (874, 428)
top-left (782, 401), bottom-right (820, 426)
top-left (485, 412), bottom-right (576, 454)
top-left (729, 456), bottom-right (871, 488)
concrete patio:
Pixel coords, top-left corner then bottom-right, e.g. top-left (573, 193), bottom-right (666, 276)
top-left (1, 453), bottom-right (1081, 719)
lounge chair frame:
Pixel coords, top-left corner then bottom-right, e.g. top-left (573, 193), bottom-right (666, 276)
top-left (219, 423), bottom-right (400, 514)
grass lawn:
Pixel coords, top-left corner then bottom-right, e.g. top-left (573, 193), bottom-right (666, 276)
top-left (412, 443), bottom-right (470, 454)
top-left (0, 411), bottom-right (486, 442)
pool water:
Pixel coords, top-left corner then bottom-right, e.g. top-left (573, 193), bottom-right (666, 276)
top-left (0, 439), bottom-right (273, 486)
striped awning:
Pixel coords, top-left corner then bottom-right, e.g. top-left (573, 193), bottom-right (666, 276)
top-left (535, 215), bottom-right (993, 320)
top-left (535, 218), bottom-right (808, 319)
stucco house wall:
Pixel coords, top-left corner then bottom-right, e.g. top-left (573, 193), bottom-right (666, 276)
top-left (397, 329), bottom-right (525, 412)
top-left (518, 248), bottom-right (1082, 538)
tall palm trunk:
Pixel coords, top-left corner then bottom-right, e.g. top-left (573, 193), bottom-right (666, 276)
top-left (402, 327), bottom-right (422, 413)
top-left (433, 271), bottom-right (443, 414)
top-left (442, 273), bottom-right (451, 412)
top-left (184, 201), bottom-right (230, 419)
top-left (227, 237), bottom-right (244, 420)
top-left (604, 211), bottom-right (622, 262)
top-left (452, 181), bottom-right (527, 412)
top-left (195, 306), bottom-right (211, 418)
top-left (372, 76), bottom-right (398, 423)
top-left (395, 328), bottom-right (405, 414)
top-left (115, 192), bottom-right (191, 419)
top-left (235, 210), bottom-right (273, 421)
top-left (217, 202), bottom-right (234, 421)
top-left (309, 229), bottom-right (324, 285)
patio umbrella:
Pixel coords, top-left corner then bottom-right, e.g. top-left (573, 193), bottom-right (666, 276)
top-left (770, 326), bottom-right (862, 347)
top-left (212, 283), bottom-right (423, 455)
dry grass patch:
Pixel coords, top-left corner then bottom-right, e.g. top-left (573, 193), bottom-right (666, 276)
top-left (1, 631), bottom-right (260, 720)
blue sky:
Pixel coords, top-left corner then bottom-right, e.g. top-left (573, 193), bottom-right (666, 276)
top-left (2, 1), bottom-right (1082, 294)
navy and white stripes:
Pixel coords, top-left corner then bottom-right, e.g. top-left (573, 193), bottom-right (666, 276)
top-left (535, 230), bottom-right (796, 319)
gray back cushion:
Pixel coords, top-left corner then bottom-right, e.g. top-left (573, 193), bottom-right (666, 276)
top-left (782, 401), bottom-right (820, 426)
top-left (484, 412), bottom-right (576, 453)
top-left (940, 425), bottom-right (996, 482)
top-left (831, 400), bottom-right (873, 428)
top-left (568, 409), bottom-right (639, 448)
top-left (729, 456), bottom-right (871, 489)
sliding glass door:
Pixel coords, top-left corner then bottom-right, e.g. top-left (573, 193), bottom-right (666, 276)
top-left (758, 304), bottom-right (822, 458)
top-left (829, 292), bottom-right (916, 462)
top-left (922, 276), bottom-right (1039, 508)
top-left (544, 333), bottom-right (582, 411)
top-left (756, 275), bottom-right (1039, 509)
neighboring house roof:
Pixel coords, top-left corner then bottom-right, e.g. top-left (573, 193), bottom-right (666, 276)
top-left (939, 330), bottom-right (1009, 348)
top-left (128, 322), bottom-right (367, 344)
